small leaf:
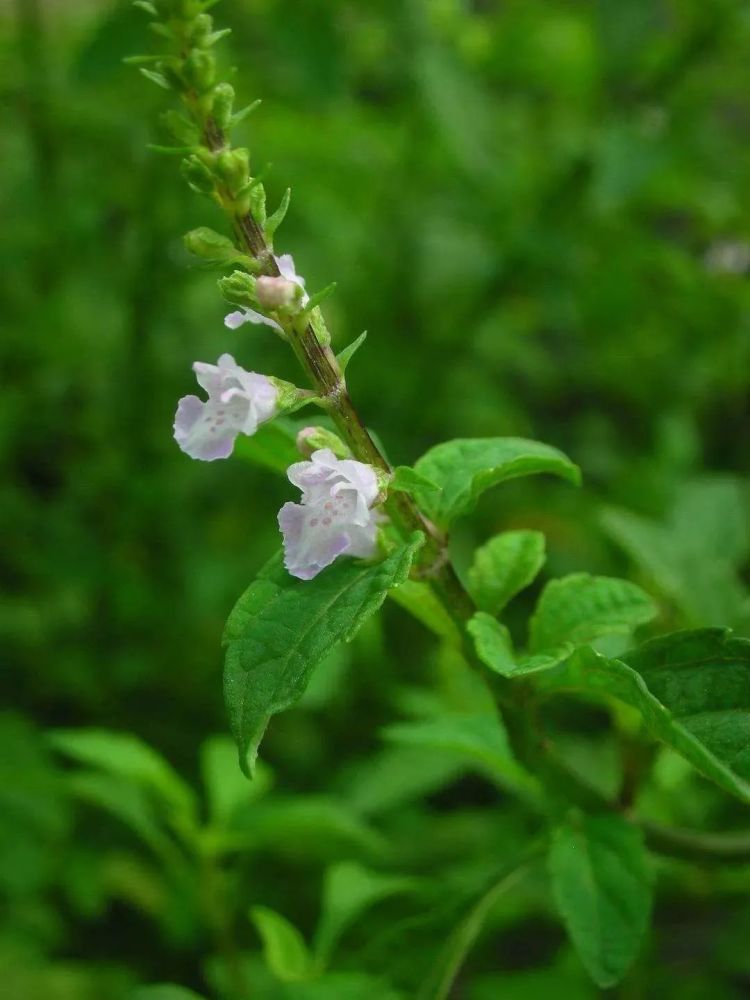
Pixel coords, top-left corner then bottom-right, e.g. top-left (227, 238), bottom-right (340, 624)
top-left (265, 187), bottom-right (291, 242)
top-left (389, 579), bottom-right (461, 645)
top-left (230, 98), bottom-right (262, 130)
top-left (412, 438), bottom-right (580, 527)
top-left (48, 730), bottom-right (195, 819)
top-left (549, 813), bottom-right (652, 988)
top-left (336, 331), bottom-right (367, 372)
top-left (302, 282), bottom-right (337, 315)
top-left (199, 735), bottom-right (272, 825)
top-left (468, 613), bottom-right (571, 678)
top-left (468, 530), bottom-right (546, 614)
top-left (538, 641), bottom-right (750, 803)
top-left (223, 536), bottom-right (423, 774)
top-left (250, 906), bottom-right (314, 982)
top-left (529, 574), bottom-right (656, 654)
top-left (139, 67), bottom-right (171, 90)
top-left (315, 862), bottom-right (416, 964)
top-left (382, 714), bottom-right (539, 802)
top-left (132, 1), bottom-right (158, 14)
top-left (204, 28), bottom-right (232, 46)
top-left (389, 466), bottom-right (442, 505)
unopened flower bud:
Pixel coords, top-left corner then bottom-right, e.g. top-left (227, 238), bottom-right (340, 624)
top-left (183, 49), bottom-right (215, 92)
top-left (181, 154), bottom-right (215, 195)
top-left (212, 83), bottom-right (235, 129)
top-left (296, 426), bottom-right (349, 460)
top-left (256, 275), bottom-right (299, 310)
top-left (189, 13), bottom-right (213, 43)
top-left (215, 148), bottom-right (250, 197)
top-left (184, 227), bottom-right (240, 264)
top-left (218, 270), bottom-right (256, 307)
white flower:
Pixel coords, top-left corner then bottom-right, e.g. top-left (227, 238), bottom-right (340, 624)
top-left (278, 449), bottom-right (380, 580)
top-left (224, 254), bottom-right (309, 333)
top-left (174, 353), bottom-right (277, 461)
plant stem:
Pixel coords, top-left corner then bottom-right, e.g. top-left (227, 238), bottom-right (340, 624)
top-left (196, 109), bottom-right (475, 624)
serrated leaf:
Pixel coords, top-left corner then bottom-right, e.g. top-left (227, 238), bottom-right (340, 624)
top-left (529, 574), bottom-right (656, 654)
top-left (223, 536), bottom-right (423, 774)
top-left (412, 438), bottom-right (580, 527)
top-left (48, 729), bottom-right (195, 819)
top-left (315, 862), bottom-right (416, 964)
top-left (250, 906), bottom-right (314, 982)
top-left (468, 613), bottom-right (570, 678)
top-left (468, 530), bottom-right (546, 614)
top-left (549, 814), bottom-right (652, 988)
top-left (336, 331), bottom-right (367, 372)
top-left (538, 641), bottom-right (750, 803)
top-left (621, 628), bottom-right (750, 785)
top-left (382, 713), bottom-right (540, 802)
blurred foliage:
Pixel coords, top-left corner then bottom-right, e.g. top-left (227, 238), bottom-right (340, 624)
top-left (2, 0), bottom-right (750, 996)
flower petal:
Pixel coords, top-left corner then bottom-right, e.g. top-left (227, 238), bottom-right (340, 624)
top-left (174, 395), bottom-right (241, 461)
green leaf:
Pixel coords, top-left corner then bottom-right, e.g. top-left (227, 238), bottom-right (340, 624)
top-left (419, 860), bottom-right (535, 1000)
top-left (468, 530), bottom-right (546, 614)
top-left (131, 986), bottom-right (207, 1000)
top-left (250, 906), bottom-right (314, 982)
top-left (539, 642), bottom-right (750, 803)
top-left (229, 98), bottom-right (261, 131)
top-left (233, 419), bottom-right (300, 473)
top-left (468, 613), bottom-right (570, 678)
top-left (548, 813), bottom-right (652, 988)
top-left (47, 730), bottom-right (195, 819)
top-left (621, 628), bottom-right (750, 785)
top-left (389, 579), bottom-right (461, 645)
top-left (529, 574), bottom-right (657, 654)
top-left (199, 735), bottom-right (272, 825)
top-left (315, 862), bottom-right (416, 964)
top-left (223, 536), bottom-right (423, 774)
top-left (336, 331), bottom-right (367, 372)
top-left (64, 770), bottom-right (171, 856)
top-left (265, 186), bottom-right (291, 242)
top-left (671, 477), bottom-right (749, 565)
top-left (302, 282), bottom-right (337, 314)
top-left (382, 713), bottom-right (540, 802)
top-left (412, 438), bottom-right (580, 527)
top-left (389, 466), bottom-right (442, 505)
top-left (139, 67), bottom-right (170, 90)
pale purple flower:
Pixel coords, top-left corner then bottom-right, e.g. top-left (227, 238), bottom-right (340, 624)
top-left (224, 254), bottom-right (309, 332)
top-left (278, 449), bottom-right (380, 580)
top-left (174, 353), bottom-right (277, 461)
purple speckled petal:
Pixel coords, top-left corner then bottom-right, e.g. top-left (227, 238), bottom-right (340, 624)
top-left (174, 394), bottom-right (240, 461)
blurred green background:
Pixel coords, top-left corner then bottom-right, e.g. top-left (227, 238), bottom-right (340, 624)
top-left (2, 0), bottom-right (750, 997)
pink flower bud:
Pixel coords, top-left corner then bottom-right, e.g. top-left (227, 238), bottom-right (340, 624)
top-left (255, 275), bottom-right (299, 309)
